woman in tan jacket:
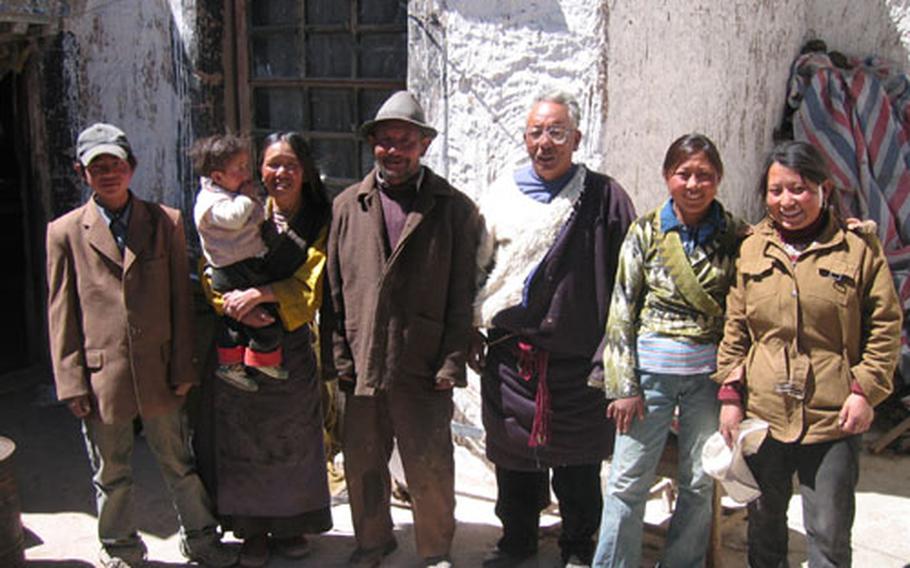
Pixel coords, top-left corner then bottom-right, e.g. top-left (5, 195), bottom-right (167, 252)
top-left (715, 141), bottom-right (902, 567)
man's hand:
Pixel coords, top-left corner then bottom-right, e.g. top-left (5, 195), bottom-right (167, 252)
top-left (66, 395), bottom-right (92, 419)
top-left (173, 383), bottom-right (193, 397)
top-left (719, 403), bottom-right (744, 448)
top-left (839, 393), bottom-right (874, 434)
top-left (607, 395), bottom-right (645, 434)
top-left (467, 329), bottom-right (486, 373)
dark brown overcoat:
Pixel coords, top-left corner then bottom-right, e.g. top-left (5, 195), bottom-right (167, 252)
top-left (327, 166), bottom-right (482, 395)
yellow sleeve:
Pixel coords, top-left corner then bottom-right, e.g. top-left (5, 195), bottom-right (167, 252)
top-left (198, 257), bottom-right (225, 316)
top-left (270, 227), bottom-right (328, 331)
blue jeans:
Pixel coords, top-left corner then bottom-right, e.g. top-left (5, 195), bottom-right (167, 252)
top-left (593, 371), bottom-right (719, 568)
top-left (82, 408), bottom-right (219, 557)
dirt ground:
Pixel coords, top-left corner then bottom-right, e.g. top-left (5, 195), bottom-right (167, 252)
top-left (1, 369), bottom-right (908, 568)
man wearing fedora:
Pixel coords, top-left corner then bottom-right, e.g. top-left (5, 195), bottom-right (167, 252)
top-left (328, 91), bottom-right (481, 567)
top-left (46, 123), bottom-right (236, 568)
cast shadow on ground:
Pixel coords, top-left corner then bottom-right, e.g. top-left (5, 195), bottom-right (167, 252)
top-left (0, 385), bottom-right (96, 517)
top-left (0, 383), bottom-right (187, 538)
top-left (277, 522), bottom-right (549, 568)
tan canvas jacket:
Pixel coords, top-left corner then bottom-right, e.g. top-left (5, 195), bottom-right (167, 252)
top-left (715, 216), bottom-right (902, 443)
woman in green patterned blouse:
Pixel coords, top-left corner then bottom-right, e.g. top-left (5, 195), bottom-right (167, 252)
top-left (592, 133), bottom-right (748, 567)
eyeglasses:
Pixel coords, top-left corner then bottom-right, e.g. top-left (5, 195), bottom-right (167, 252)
top-left (525, 126), bottom-right (574, 145)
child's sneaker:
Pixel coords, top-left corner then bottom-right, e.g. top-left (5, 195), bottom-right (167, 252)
top-left (216, 363), bottom-right (259, 391)
top-left (256, 365), bottom-right (289, 380)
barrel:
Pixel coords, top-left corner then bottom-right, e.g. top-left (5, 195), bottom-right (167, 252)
top-left (0, 436), bottom-right (24, 567)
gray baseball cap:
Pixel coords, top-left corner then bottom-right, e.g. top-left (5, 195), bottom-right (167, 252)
top-left (360, 91), bottom-right (438, 139)
top-left (77, 123), bottom-right (133, 166)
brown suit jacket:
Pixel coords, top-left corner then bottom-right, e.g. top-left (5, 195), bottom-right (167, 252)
top-left (46, 196), bottom-right (196, 424)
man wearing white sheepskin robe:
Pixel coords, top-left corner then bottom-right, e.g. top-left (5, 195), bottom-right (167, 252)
top-left (471, 90), bottom-right (635, 568)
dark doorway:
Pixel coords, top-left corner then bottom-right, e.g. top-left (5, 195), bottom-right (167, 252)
top-left (0, 71), bottom-right (35, 374)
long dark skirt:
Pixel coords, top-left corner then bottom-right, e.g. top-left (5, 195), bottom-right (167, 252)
top-left (196, 323), bottom-right (332, 538)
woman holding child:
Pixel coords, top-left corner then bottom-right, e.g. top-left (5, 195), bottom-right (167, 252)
top-left (198, 132), bottom-right (334, 567)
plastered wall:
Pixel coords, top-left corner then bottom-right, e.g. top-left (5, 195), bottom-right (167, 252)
top-left (409, 0), bottom-right (610, 197)
top-left (411, 0), bottom-right (910, 221)
top-left (37, 0), bottom-right (223, 223)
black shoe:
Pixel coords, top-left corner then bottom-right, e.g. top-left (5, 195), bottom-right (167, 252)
top-left (481, 547), bottom-right (535, 568)
top-left (349, 538), bottom-right (398, 567)
top-left (271, 534), bottom-right (310, 559)
top-left (179, 537), bottom-right (238, 567)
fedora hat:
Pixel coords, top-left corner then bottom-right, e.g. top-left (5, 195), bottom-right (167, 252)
top-left (360, 91), bottom-right (438, 139)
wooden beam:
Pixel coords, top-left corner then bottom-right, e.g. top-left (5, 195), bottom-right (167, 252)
top-left (870, 415), bottom-right (910, 454)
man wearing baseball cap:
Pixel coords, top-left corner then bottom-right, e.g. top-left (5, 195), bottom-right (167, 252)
top-left (46, 123), bottom-right (236, 567)
top-left (328, 92), bottom-right (481, 567)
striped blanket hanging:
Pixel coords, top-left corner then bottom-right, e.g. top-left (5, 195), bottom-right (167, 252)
top-left (783, 44), bottom-right (910, 383)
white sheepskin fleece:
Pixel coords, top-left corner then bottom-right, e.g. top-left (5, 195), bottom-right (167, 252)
top-left (474, 165), bottom-right (587, 327)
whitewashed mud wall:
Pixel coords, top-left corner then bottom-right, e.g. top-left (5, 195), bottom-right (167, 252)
top-left (808, 0), bottom-right (910, 71)
top-left (411, 0), bottom-right (910, 221)
top-left (409, 0), bottom-right (609, 199)
top-left (602, 0), bottom-right (806, 221)
top-left (51, 0), bottom-right (198, 214)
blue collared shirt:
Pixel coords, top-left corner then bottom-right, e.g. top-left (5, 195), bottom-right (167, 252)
top-left (659, 199), bottom-right (723, 254)
top-left (513, 163), bottom-right (578, 203)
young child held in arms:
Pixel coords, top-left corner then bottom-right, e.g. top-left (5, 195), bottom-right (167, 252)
top-left (191, 134), bottom-right (286, 392)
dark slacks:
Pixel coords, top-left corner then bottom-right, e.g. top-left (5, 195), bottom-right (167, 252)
top-left (746, 435), bottom-right (860, 568)
top-left (494, 463), bottom-right (602, 563)
top-left (343, 382), bottom-right (456, 560)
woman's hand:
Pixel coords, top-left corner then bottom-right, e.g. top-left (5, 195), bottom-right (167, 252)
top-left (223, 286), bottom-right (274, 321)
top-left (607, 396), bottom-right (645, 434)
top-left (719, 402), bottom-right (744, 448)
top-left (467, 329), bottom-right (486, 373)
top-left (839, 393), bottom-right (874, 434)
